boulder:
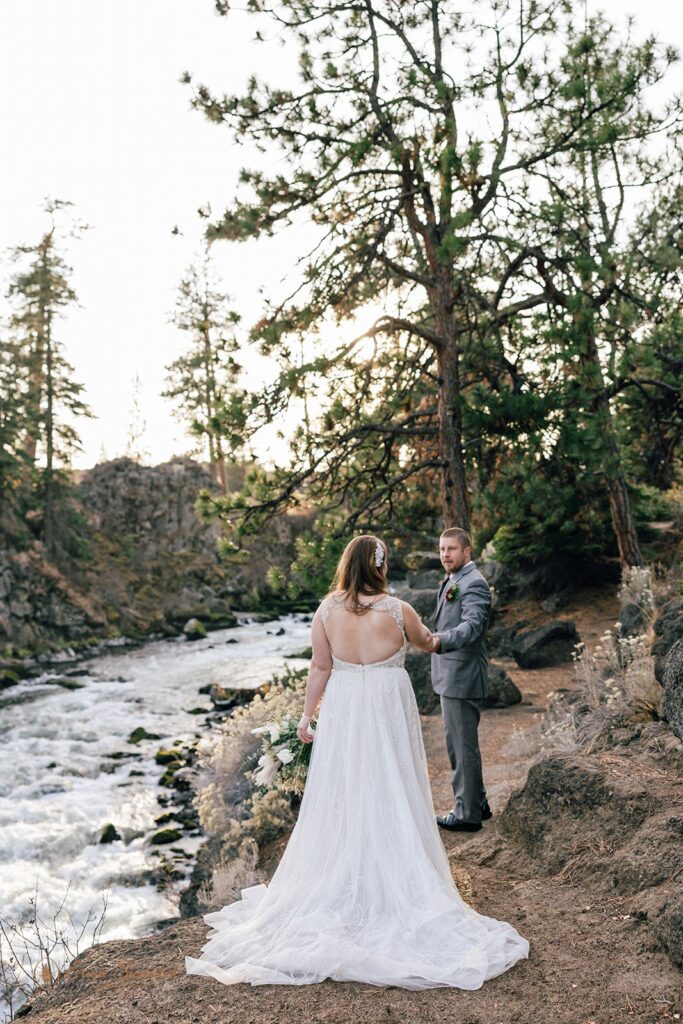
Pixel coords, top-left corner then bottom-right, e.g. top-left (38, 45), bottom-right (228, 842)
top-left (618, 601), bottom-right (648, 639)
top-left (407, 569), bottom-right (444, 590)
top-left (0, 667), bottom-right (21, 689)
top-left (155, 747), bottom-right (182, 766)
top-left (653, 597), bottom-right (683, 682)
top-left (208, 683), bottom-right (258, 713)
top-left (127, 726), bottom-right (163, 745)
top-left (400, 588), bottom-right (439, 621)
top-left (540, 590), bottom-right (573, 615)
top-left (183, 618), bottom-right (207, 640)
top-left (100, 823), bottom-right (121, 844)
top-left (404, 551), bottom-right (442, 572)
top-left (150, 828), bottom-right (182, 846)
top-left (487, 619), bottom-right (530, 659)
top-left (482, 663), bottom-right (523, 708)
top-left (662, 639), bottom-right (683, 742)
top-left (404, 651), bottom-right (439, 714)
top-left (512, 620), bottom-right (580, 669)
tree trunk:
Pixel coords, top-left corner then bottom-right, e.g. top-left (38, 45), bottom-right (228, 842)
top-left (214, 451), bottom-right (228, 495)
top-left (44, 308), bottom-right (55, 557)
top-left (584, 333), bottom-right (643, 568)
top-left (604, 462), bottom-right (643, 567)
top-left (436, 339), bottom-right (470, 531)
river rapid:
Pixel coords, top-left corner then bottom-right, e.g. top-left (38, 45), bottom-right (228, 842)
top-left (0, 615), bottom-right (311, 964)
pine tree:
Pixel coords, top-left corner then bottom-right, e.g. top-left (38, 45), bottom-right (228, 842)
top-left (183, 0), bottom-right (680, 562)
top-left (162, 245), bottom-right (241, 494)
top-left (7, 199), bottom-right (92, 555)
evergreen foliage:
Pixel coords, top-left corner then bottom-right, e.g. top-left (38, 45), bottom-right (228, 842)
top-left (183, 0), bottom-right (682, 568)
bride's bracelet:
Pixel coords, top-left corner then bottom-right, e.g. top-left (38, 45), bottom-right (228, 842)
top-left (299, 713), bottom-right (312, 724)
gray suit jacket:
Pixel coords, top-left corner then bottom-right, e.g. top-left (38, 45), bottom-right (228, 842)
top-left (430, 561), bottom-right (491, 700)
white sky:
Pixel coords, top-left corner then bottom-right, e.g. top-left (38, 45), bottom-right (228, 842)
top-left (0, 0), bottom-right (681, 469)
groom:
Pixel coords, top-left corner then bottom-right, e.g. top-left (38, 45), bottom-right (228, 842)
top-left (431, 528), bottom-right (492, 832)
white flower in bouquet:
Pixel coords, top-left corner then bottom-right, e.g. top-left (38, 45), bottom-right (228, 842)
top-left (253, 752), bottom-right (280, 786)
top-left (250, 725), bottom-right (271, 735)
top-left (276, 746), bottom-right (294, 765)
top-left (268, 725), bottom-right (281, 742)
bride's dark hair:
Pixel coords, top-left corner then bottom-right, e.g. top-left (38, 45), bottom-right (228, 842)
top-left (329, 535), bottom-right (388, 613)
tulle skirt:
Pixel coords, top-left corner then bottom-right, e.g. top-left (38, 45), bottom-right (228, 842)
top-left (185, 665), bottom-right (529, 989)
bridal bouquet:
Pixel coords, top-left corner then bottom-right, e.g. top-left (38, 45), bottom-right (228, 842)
top-left (249, 715), bottom-right (315, 796)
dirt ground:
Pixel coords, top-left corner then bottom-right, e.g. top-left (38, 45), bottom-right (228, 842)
top-left (25, 584), bottom-right (682, 1024)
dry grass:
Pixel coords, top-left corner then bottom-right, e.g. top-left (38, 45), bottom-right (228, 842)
top-left (196, 840), bottom-right (264, 911)
top-left (541, 567), bottom-right (661, 756)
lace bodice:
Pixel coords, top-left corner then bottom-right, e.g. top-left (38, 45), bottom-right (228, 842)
top-left (320, 594), bottom-right (407, 671)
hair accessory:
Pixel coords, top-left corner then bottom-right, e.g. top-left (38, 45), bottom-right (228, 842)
top-left (374, 541), bottom-right (384, 568)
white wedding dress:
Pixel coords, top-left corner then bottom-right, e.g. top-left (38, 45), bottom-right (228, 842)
top-left (185, 595), bottom-right (529, 989)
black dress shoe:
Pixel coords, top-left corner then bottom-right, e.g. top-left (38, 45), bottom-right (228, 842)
top-left (436, 812), bottom-right (482, 832)
top-left (482, 800), bottom-right (492, 821)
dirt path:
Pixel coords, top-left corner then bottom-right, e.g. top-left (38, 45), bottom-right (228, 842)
top-left (25, 585), bottom-right (682, 1024)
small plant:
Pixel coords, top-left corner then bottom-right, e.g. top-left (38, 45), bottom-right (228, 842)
top-left (542, 622), bottom-right (661, 755)
top-left (617, 565), bottom-right (655, 617)
top-left (0, 884), bottom-right (108, 1022)
top-left (197, 839), bottom-right (264, 911)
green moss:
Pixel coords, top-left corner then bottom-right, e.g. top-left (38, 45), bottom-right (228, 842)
top-left (128, 726), bottom-right (163, 745)
top-left (155, 747), bottom-right (182, 765)
top-left (150, 828), bottom-right (182, 845)
top-left (0, 669), bottom-right (20, 688)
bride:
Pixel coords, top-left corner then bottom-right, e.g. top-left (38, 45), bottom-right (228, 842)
top-left (185, 535), bottom-right (529, 990)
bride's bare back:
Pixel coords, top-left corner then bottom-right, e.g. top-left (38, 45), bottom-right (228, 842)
top-left (311, 591), bottom-right (435, 668)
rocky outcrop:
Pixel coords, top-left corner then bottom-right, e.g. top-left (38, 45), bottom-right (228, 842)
top-left (653, 596), bottom-right (683, 682)
top-left (497, 721), bottom-right (683, 968)
top-left (0, 458), bottom-right (241, 662)
top-left (0, 547), bottom-right (106, 653)
top-left (512, 620), bottom-right (580, 669)
top-left (662, 639), bottom-right (683, 742)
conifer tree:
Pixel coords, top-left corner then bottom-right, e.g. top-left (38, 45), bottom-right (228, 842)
top-left (7, 199), bottom-right (92, 555)
top-left (185, 1), bottom-right (680, 563)
top-left (163, 246), bottom-right (241, 494)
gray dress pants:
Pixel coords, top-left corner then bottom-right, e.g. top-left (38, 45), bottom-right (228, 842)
top-left (439, 694), bottom-right (487, 823)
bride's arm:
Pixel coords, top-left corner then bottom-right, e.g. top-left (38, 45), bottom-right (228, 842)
top-left (297, 607), bottom-right (333, 743)
top-left (402, 602), bottom-right (438, 653)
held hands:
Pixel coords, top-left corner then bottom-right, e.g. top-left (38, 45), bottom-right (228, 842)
top-left (420, 629), bottom-right (440, 652)
top-left (297, 714), bottom-right (315, 744)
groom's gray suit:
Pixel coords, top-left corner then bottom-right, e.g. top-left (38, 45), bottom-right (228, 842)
top-left (431, 560), bottom-right (491, 823)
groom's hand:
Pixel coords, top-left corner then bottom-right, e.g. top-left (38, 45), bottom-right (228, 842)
top-left (431, 633), bottom-right (441, 652)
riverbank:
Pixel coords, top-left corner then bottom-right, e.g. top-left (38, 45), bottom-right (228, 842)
top-left (19, 583), bottom-right (683, 1024)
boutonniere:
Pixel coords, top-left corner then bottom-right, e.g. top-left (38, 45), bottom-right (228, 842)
top-left (445, 583), bottom-right (460, 602)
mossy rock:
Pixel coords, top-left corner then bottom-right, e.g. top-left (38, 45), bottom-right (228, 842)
top-left (285, 647), bottom-right (313, 659)
top-left (128, 726), bottom-right (163, 745)
top-left (100, 823), bottom-right (121, 844)
top-left (45, 677), bottom-right (85, 690)
top-left (159, 765), bottom-right (183, 787)
top-left (155, 747), bottom-right (182, 765)
top-left (150, 828), bottom-right (182, 845)
top-left (0, 669), bottom-right (20, 689)
top-left (183, 618), bottom-right (207, 640)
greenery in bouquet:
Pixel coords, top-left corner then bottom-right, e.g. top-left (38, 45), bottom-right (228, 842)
top-left (249, 715), bottom-right (316, 796)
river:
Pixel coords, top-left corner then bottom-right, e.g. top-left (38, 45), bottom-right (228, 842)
top-left (0, 615), bottom-right (311, 970)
